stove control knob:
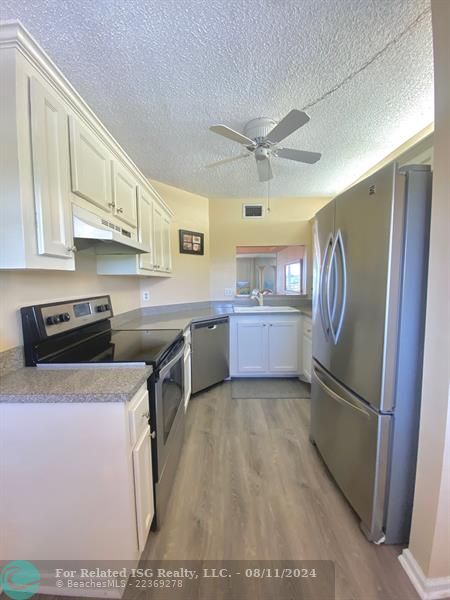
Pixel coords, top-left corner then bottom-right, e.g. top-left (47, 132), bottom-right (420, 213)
top-left (104, 303), bottom-right (111, 311)
top-left (97, 305), bottom-right (106, 312)
top-left (60, 313), bottom-right (71, 322)
top-left (46, 315), bottom-right (60, 325)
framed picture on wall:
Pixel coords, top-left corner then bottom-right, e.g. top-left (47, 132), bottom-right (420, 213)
top-left (179, 229), bottom-right (205, 255)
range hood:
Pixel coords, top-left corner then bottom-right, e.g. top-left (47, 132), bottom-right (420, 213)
top-left (72, 205), bottom-right (148, 254)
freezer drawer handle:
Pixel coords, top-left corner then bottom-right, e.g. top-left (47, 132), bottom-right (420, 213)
top-left (207, 324), bottom-right (217, 330)
top-left (313, 366), bottom-right (370, 418)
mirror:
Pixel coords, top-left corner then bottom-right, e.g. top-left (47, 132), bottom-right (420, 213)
top-left (235, 245), bottom-right (307, 296)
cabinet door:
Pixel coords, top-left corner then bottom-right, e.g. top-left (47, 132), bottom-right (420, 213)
top-left (161, 215), bottom-right (172, 273)
top-left (268, 320), bottom-right (299, 373)
top-left (138, 187), bottom-right (154, 271)
top-left (152, 205), bottom-right (163, 271)
top-left (68, 116), bottom-right (112, 212)
top-left (112, 161), bottom-right (138, 227)
top-left (236, 321), bottom-right (268, 373)
top-left (132, 427), bottom-right (154, 551)
top-left (29, 78), bottom-right (73, 259)
top-left (302, 334), bottom-right (313, 382)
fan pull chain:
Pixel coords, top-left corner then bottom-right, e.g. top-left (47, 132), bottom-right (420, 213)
top-left (267, 178), bottom-right (271, 213)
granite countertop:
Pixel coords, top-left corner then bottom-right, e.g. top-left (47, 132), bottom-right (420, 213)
top-left (0, 366), bottom-right (152, 403)
top-left (116, 305), bottom-right (312, 331)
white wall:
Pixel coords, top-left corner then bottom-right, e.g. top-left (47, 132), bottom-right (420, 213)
top-left (405, 0), bottom-right (450, 585)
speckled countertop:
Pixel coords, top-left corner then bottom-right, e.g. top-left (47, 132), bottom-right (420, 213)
top-left (0, 366), bottom-right (152, 403)
top-left (116, 305), bottom-right (312, 331)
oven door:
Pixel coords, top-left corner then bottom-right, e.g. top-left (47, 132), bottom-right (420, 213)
top-left (154, 340), bottom-right (185, 481)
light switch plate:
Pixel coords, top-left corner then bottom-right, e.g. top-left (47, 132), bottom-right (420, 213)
top-left (142, 290), bottom-right (150, 302)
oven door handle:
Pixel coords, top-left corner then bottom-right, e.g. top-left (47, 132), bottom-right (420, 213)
top-left (159, 345), bottom-right (185, 377)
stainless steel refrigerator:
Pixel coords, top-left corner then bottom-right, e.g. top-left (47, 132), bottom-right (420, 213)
top-left (310, 162), bottom-right (432, 544)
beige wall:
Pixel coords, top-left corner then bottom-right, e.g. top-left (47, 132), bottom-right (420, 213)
top-left (209, 196), bottom-right (330, 299)
top-left (0, 252), bottom-right (141, 351)
top-left (407, 0), bottom-right (450, 581)
top-left (140, 180), bottom-right (210, 307)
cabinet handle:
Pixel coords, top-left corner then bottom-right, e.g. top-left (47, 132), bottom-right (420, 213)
top-left (67, 245), bottom-right (77, 253)
top-left (150, 431), bottom-right (156, 439)
top-left (117, 207), bottom-right (124, 214)
top-left (142, 412), bottom-right (150, 419)
top-left (108, 202), bottom-right (116, 208)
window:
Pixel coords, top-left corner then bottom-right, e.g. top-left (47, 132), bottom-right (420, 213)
top-left (285, 261), bottom-right (303, 293)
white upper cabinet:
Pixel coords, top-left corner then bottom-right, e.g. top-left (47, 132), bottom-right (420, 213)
top-left (0, 43), bottom-right (75, 270)
top-left (152, 204), bottom-right (164, 271)
top-left (0, 22), bottom-right (173, 272)
top-left (95, 184), bottom-right (173, 277)
top-left (68, 116), bottom-right (112, 212)
top-left (161, 215), bottom-right (172, 273)
top-left (29, 77), bottom-right (73, 260)
top-left (138, 187), bottom-right (154, 271)
top-left (111, 161), bottom-right (138, 228)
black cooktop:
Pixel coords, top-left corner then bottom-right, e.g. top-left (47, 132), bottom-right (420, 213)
top-left (39, 328), bottom-right (183, 367)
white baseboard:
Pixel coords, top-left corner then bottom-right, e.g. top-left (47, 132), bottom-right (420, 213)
top-left (399, 549), bottom-right (450, 600)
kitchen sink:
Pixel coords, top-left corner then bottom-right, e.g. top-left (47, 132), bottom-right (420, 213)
top-left (233, 306), bottom-right (300, 313)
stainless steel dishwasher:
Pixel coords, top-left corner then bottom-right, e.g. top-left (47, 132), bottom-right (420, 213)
top-left (191, 317), bottom-right (229, 394)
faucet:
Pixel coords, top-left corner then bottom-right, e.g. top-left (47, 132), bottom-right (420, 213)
top-left (251, 289), bottom-right (264, 306)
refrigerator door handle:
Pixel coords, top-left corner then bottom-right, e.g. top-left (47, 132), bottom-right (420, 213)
top-left (326, 236), bottom-right (338, 343)
top-left (334, 229), bottom-right (348, 343)
top-left (319, 233), bottom-right (333, 339)
top-left (313, 364), bottom-right (371, 418)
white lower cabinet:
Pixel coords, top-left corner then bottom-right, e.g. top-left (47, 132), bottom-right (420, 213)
top-left (301, 316), bottom-right (313, 382)
top-left (132, 426), bottom-right (154, 551)
top-left (231, 315), bottom-right (299, 377)
top-left (236, 321), bottom-right (268, 373)
top-left (1, 383), bottom-right (154, 582)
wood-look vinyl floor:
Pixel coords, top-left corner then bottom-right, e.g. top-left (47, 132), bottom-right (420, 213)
top-left (142, 382), bottom-right (419, 600)
top-left (26, 382), bottom-right (420, 600)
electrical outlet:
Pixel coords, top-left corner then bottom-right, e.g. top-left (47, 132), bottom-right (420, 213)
top-left (224, 288), bottom-right (234, 297)
top-left (142, 290), bottom-right (150, 302)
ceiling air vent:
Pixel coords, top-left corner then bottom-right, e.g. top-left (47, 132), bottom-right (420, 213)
top-left (242, 204), bottom-right (264, 219)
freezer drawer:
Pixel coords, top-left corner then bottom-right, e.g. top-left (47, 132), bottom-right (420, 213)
top-left (191, 318), bottom-right (229, 394)
top-left (310, 361), bottom-right (390, 541)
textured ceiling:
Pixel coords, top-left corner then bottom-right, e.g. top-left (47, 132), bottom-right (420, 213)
top-left (1, 0), bottom-right (433, 198)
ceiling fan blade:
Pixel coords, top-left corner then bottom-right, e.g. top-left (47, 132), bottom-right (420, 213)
top-left (209, 124), bottom-right (255, 146)
top-left (276, 148), bottom-right (322, 164)
top-left (256, 158), bottom-right (273, 182)
top-left (205, 154), bottom-right (250, 168)
top-left (265, 110), bottom-right (310, 144)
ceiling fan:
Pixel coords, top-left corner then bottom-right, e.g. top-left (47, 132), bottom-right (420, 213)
top-left (207, 109), bottom-right (321, 182)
